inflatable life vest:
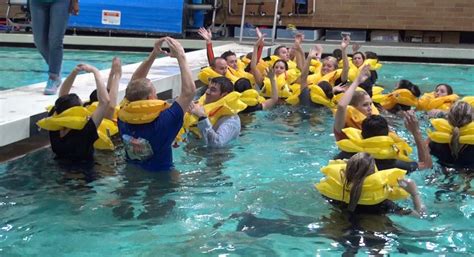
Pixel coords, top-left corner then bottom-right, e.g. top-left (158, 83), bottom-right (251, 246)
top-left (417, 92), bottom-right (459, 111)
top-left (197, 66), bottom-right (240, 85)
top-left (265, 55), bottom-right (298, 70)
top-left (261, 73), bottom-right (293, 98)
top-left (307, 69), bottom-right (342, 87)
top-left (462, 96), bottom-right (474, 107)
top-left (285, 83), bottom-right (335, 108)
top-left (309, 59), bottom-right (322, 73)
top-left (427, 118), bottom-right (474, 145)
top-left (118, 99), bottom-right (170, 124)
top-left (227, 65), bottom-right (256, 86)
top-left (240, 89), bottom-right (265, 107)
top-left (336, 127), bottom-right (413, 162)
top-left (372, 88), bottom-right (418, 111)
top-left (85, 101), bottom-right (119, 122)
top-left (315, 159), bottom-right (409, 205)
top-left (347, 58), bottom-right (382, 82)
top-left (183, 92), bottom-right (247, 137)
top-left (37, 106), bottom-right (118, 150)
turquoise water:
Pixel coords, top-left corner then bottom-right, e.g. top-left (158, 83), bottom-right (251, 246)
top-left (0, 47), bottom-right (148, 90)
top-left (0, 62), bottom-right (473, 256)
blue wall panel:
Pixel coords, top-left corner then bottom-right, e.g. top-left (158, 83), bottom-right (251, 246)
top-left (68, 0), bottom-right (184, 34)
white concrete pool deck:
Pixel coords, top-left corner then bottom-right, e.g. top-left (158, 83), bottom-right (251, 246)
top-left (0, 42), bottom-right (254, 147)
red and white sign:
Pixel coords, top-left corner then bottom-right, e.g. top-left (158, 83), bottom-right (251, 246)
top-left (102, 10), bottom-right (121, 26)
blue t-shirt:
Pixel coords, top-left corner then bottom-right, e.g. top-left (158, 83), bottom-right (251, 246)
top-left (118, 102), bottom-right (184, 172)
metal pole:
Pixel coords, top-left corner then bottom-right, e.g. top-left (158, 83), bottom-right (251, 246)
top-left (271, 0), bottom-right (279, 45)
top-left (239, 0), bottom-right (247, 43)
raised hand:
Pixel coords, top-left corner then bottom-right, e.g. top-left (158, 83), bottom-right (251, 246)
top-left (198, 27), bottom-right (212, 43)
top-left (294, 33), bottom-right (304, 46)
top-left (78, 64), bottom-right (98, 73)
top-left (266, 67), bottom-right (275, 79)
top-left (153, 37), bottom-right (168, 55)
top-left (355, 64), bottom-right (370, 83)
top-left (341, 35), bottom-right (351, 50)
top-left (165, 37), bottom-right (185, 58)
top-left (352, 42), bottom-right (361, 53)
top-left (111, 57), bottom-right (122, 78)
top-left (403, 110), bottom-right (420, 134)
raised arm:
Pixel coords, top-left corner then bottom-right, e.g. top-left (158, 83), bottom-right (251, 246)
top-left (59, 65), bottom-right (82, 97)
top-left (403, 110), bottom-right (433, 170)
top-left (294, 33), bottom-right (305, 71)
top-left (198, 27), bottom-right (215, 66)
top-left (340, 35), bottom-right (350, 83)
top-left (130, 38), bottom-right (165, 81)
top-left (77, 64), bottom-right (110, 127)
top-left (262, 67), bottom-right (278, 110)
top-left (250, 28), bottom-right (265, 86)
top-left (300, 46), bottom-right (320, 91)
top-left (105, 57), bottom-right (122, 120)
top-left (166, 37), bottom-right (196, 110)
top-left (334, 65), bottom-right (370, 133)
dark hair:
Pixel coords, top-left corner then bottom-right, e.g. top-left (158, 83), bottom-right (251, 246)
top-left (364, 51), bottom-right (378, 60)
top-left (352, 51), bottom-right (366, 61)
top-left (435, 83), bottom-right (453, 95)
top-left (221, 50), bottom-right (236, 61)
top-left (273, 45), bottom-right (287, 56)
top-left (361, 115), bottom-right (389, 139)
top-left (210, 57), bottom-right (226, 68)
top-left (397, 79), bottom-right (421, 97)
top-left (273, 59), bottom-right (288, 70)
top-left (317, 81), bottom-right (334, 99)
top-left (344, 152), bottom-right (376, 212)
top-left (332, 49), bottom-right (342, 61)
top-left (210, 76), bottom-right (234, 94)
top-left (234, 78), bottom-right (252, 93)
top-left (55, 93), bottom-right (82, 114)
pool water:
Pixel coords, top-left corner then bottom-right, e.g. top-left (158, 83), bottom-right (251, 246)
top-left (0, 62), bottom-right (473, 256)
top-left (0, 47), bottom-right (148, 90)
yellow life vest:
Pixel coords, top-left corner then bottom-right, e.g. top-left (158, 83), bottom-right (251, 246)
top-left (347, 58), bottom-right (382, 82)
top-left (330, 91), bottom-right (380, 130)
top-left (261, 73), bottom-right (292, 99)
top-left (240, 89), bottom-right (265, 107)
top-left (118, 99), bottom-right (170, 124)
top-left (183, 92), bottom-right (247, 137)
top-left (462, 96), bottom-right (474, 107)
top-left (265, 55), bottom-right (298, 70)
top-left (37, 106), bottom-right (118, 150)
top-left (197, 66), bottom-right (240, 85)
top-left (417, 92), bottom-right (459, 111)
top-left (85, 101), bottom-right (119, 122)
top-left (227, 65), bottom-right (256, 86)
top-left (315, 159), bottom-right (409, 205)
top-left (307, 69), bottom-right (342, 86)
top-left (427, 118), bottom-right (474, 145)
top-left (309, 59), bottom-right (322, 73)
top-left (372, 86), bottom-right (385, 96)
top-left (336, 127), bottom-right (413, 162)
top-left (372, 88), bottom-right (418, 110)
top-left (287, 83), bottom-right (334, 108)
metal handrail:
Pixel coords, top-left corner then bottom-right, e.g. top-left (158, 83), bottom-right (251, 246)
top-left (238, 0), bottom-right (279, 44)
top-left (229, 0), bottom-right (316, 16)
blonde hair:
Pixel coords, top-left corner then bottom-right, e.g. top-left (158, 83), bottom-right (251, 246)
top-left (447, 101), bottom-right (473, 159)
top-left (349, 90), bottom-right (369, 107)
top-left (343, 152), bottom-right (376, 212)
top-left (125, 78), bottom-right (153, 101)
top-left (323, 56), bottom-right (338, 70)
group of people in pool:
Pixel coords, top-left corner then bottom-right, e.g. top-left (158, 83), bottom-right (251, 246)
top-left (37, 29), bottom-right (473, 225)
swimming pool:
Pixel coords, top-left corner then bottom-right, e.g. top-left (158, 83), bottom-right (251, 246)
top-left (0, 47), bottom-right (148, 90)
top-left (0, 62), bottom-right (473, 256)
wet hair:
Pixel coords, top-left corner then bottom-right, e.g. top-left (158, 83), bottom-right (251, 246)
top-left (447, 101), bottom-right (473, 160)
top-left (397, 79), bottom-right (421, 97)
top-left (273, 59), bottom-right (289, 70)
top-left (332, 49), bottom-right (342, 61)
top-left (125, 78), bottom-right (153, 101)
top-left (349, 90), bottom-right (368, 107)
top-left (234, 78), bottom-right (252, 93)
top-left (221, 50), bottom-right (237, 61)
top-left (210, 76), bottom-right (234, 94)
top-left (54, 93), bottom-right (82, 114)
top-left (273, 46), bottom-right (287, 56)
top-left (352, 51), bottom-right (366, 61)
top-left (435, 83), bottom-right (453, 95)
top-left (210, 57), bottom-right (226, 68)
top-left (361, 115), bottom-right (389, 139)
top-left (343, 152), bottom-right (376, 212)
top-left (317, 81), bottom-right (334, 99)
top-left (364, 51), bottom-right (378, 60)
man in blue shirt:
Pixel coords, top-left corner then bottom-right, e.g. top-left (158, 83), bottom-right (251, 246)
top-left (118, 37), bottom-right (196, 172)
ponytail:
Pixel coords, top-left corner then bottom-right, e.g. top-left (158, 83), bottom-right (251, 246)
top-left (343, 152), bottom-right (376, 212)
top-left (447, 101), bottom-right (473, 160)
